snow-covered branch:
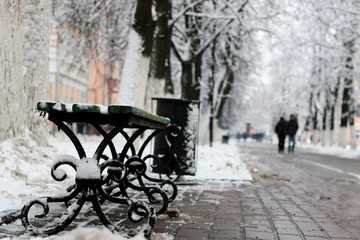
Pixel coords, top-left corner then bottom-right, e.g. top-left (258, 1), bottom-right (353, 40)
top-left (193, 0), bottom-right (249, 59)
top-left (318, 6), bottom-right (360, 16)
top-left (169, 0), bottom-right (204, 27)
top-left (184, 12), bottom-right (238, 20)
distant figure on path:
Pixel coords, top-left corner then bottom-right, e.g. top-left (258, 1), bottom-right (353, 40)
top-left (275, 117), bottom-right (287, 153)
top-left (287, 114), bottom-right (299, 153)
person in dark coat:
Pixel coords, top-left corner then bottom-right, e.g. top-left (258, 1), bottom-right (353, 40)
top-left (287, 114), bottom-right (299, 153)
top-left (275, 117), bottom-right (287, 153)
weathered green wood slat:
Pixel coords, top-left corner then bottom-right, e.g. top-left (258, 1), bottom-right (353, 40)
top-left (37, 101), bottom-right (66, 112)
top-left (36, 101), bottom-right (170, 127)
top-left (108, 105), bottom-right (170, 125)
top-left (72, 104), bottom-right (101, 113)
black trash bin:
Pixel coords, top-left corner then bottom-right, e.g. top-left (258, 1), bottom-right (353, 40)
top-left (152, 98), bottom-right (200, 176)
top-left (222, 135), bottom-right (229, 144)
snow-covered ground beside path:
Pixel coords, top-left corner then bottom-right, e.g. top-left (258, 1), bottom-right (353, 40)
top-left (268, 134), bottom-right (360, 159)
top-left (0, 133), bottom-right (252, 240)
top-left (297, 142), bottom-right (360, 159)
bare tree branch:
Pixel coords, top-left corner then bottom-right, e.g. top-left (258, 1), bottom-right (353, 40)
top-left (220, 0), bottom-right (242, 23)
top-left (319, 6), bottom-right (360, 16)
top-left (193, 0), bottom-right (249, 59)
top-left (171, 40), bottom-right (184, 63)
top-left (169, 0), bottom-right (204, 28)
top-left (185, 12), bottom-right (241, 20)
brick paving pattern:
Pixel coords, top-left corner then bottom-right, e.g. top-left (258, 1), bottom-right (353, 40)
top-left (0, 179), bottom-right (359, 239)
top-left (166, 180), bottom-right (359, 240)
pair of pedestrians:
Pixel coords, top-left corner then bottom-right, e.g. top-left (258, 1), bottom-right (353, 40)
top-left (275, 115), bottom-right (299, 153)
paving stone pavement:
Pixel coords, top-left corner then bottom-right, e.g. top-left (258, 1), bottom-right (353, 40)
top-left (1, 179), bottom-right (359, 239)
top-left (162, 180), bottom-right (359, 240)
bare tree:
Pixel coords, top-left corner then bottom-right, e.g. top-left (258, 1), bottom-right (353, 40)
top-left (0, 0), bottom-right (25, 141)
top-left (171, 0), bottom-right (250, 100)
top-left (264, 0), bottom-right (360, 148)
top-left (0, 0), bottom-right (49, 144)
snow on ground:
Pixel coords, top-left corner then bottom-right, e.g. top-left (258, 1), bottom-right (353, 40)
top-left (268, 134), bottom-right (360, 159)
top-left (297, 142), bottom-right (360, 159)
top-left (185, 140), bottom-right (252, 181)
top-left (0, 133), bottom-right (251, 212)
top-left (0, 132), bottom-right (251, 239)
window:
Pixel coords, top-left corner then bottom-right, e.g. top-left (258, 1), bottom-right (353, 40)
top-left (59, 83), bottom-right (63, 96)
top-left (71, 87), bottom-right (75, 100)
top-left (64, 86), bottom-right (69, 98)
top-left (49, 82), bottom-right (53, 100)
top-left (75, 89), bottom-right (80, 102)
top-left (356, 130), bottom-right (360, 139)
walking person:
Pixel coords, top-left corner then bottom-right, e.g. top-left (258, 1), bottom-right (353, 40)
top-left (275, 117), bottom-right (287, 153)
top-left (287, 114), bottom-right (299, 153)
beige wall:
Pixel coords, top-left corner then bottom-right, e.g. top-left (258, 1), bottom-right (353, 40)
top-left (88, 58), bottom-right (107, 104)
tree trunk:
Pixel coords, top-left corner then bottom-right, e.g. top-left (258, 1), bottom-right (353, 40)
top-left (133, 0), bottom-right (154, 57)
top-left (191, 2), bottom-right (203, 101)
top-left (349, 85), bottom-right (356, 149)
top-left (147, 0), bottom-right (173, 106)
top-left (304, 92), bottom-right (313, 143)
top-left (321, 106), bottom-right (327, 146)
top-left (181, 61), bottom-right (194, 100)
top-left (179, 1), bottom-right (203, 101)
top-left (118, 0), bottom-right (154, 108)
top-left (330, 103), bottom-right (337, 146)
top-left (193, 54), bottom-right (202, 100)
top-left (0, 0), bottom-right (25, 141)
top-left (216, 69), bottom-right (234, 120)
top-left (313, 110), bottom-right (319, 144)
top-left (208, 37), bottom-right (217, 147)
top-left (340, 79), bottom-right (350, 128)
top-left (159, 0), bottom-right (173, 95)
top-left (0, 0), bottom-right (49, 144)
top-left (303, 116), bottom-right (311, 143)
top-left (330, 78), bottom-right (340, 145)
top-left (23, 0), bottom-right (50, 144)
top-left (339, 53), bottom-right (355, 148)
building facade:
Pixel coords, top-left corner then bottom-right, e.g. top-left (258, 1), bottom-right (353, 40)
top-left (49, 23), bottom-right (88, 103)
top-left (48, 23), bottom-right (120, 106)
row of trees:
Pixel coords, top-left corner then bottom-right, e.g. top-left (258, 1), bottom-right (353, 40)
top-left (53, 0), bottom-right (269, 144)
top-left (267, 0), bottom-right (360, 148)
top-left (5, 0), bottom-right (358, 148)
top-left (2, 0), bottom-right (272, 145)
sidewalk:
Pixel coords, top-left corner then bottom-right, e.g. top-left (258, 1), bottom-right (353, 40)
top-left (1, 179), bottom-right (359, 239)
top-left (162, 179), bottom-right (359, 240)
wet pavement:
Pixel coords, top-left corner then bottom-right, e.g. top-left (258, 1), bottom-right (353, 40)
top-left (1, 142), bottom-right (360, 239)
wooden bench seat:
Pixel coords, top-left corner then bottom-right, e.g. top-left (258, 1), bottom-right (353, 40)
top-left (37, 101), bottom-right (170, 129)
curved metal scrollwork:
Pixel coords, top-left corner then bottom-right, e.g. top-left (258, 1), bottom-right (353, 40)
top-left (21, 117), bottom-right (179, 237)
top-left (51, 155), bottom-right (77, 181)
top-left (21, 188), bottom-right (84, 235)
top-left (127, 202), bottom-right (155, 237)
top-left (140, 154), bottom-right (178, 203)
top-left (149, 124), bottom-right (182, 181)
top-left (160, 180), bottom-right (178, 203)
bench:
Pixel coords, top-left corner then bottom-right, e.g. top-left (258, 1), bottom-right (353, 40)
top-left (21, 101), bottom-right (178, 237)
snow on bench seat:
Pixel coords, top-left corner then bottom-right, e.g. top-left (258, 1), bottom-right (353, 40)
top-left (37, 101), bottom-right (170, 129)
